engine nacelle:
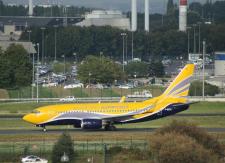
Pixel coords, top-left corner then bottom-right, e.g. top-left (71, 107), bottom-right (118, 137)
top-left (81, 119), bottom-right (102, 129)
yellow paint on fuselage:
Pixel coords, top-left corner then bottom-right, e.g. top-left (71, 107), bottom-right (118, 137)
top-left (23, 64), bottom-right (195, 126)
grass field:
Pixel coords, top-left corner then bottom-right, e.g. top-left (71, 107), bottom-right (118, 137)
top-left (0, 102), bottom-right (225, 141)
top-left (1, 86), bottom-right (165, 99)
top-left (0, 101), bottom-right (224, 115)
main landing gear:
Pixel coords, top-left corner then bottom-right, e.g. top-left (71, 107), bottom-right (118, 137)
top-left (104, 122), bottom-right (116, 131)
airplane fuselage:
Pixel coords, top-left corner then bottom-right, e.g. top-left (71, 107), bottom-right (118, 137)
top-left (23, 64), bottom-right (195, 131)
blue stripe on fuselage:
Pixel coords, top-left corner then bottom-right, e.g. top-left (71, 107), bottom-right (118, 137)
top-left (119, 103), bottom-right (189, 124)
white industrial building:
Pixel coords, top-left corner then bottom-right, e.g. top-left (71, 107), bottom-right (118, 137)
top-left (75, 10), bottom-right (130, 30)
top-left (215, 52), bottom-right (225, 76)
top-left (179, 0), bottom-right (187, 32)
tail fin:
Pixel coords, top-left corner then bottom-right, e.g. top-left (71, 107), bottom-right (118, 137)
top-left (161, 64), bottom-right (195, 98)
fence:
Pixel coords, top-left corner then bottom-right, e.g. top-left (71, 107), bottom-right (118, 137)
top-left (0, 139), bottom-right (149, 162)
top-left (4, 86), bottom-right (164, 99)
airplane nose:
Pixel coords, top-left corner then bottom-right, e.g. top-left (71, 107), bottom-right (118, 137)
top-left (23, 114), bottom-right (37, 124)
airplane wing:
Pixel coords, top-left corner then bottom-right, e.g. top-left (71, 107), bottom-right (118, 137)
top-left (101, 105), bottom-right (154, 122)
top-left (102, 113), bottom-right (138, 122)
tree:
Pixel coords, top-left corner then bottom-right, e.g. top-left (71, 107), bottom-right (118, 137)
top-left (4, 44), bottom-right (32, 88)
top-left (0, 47), bottom-right (14, 88)
top-left (51, 133), bottom-right (75, 163)
top-left (148, 61), bottom-right (164, 77)
top-left (189, 81), bottom-right (220, 96)
top-left (77, 55), bottom-right (125, 84)
top-left (150, 132), bottom-right (219, 163)
top-left (167, 0), bottom-right (175, 15)
top-left (125, 61), bottom-right (149, 77)
top-left (157, 120), bottom-right (225, 158)
top-left (0, 44), bottom-right (32, 88)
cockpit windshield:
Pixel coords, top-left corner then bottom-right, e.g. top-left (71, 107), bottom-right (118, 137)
top-left (32, 110), bottom-right (41, 114)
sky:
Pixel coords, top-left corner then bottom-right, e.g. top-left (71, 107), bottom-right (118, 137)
top-left (2, 0), bottom-right (211, 13)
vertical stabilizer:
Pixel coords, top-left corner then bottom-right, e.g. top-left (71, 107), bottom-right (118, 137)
top-left (162, 64), bottom-right (195, 98)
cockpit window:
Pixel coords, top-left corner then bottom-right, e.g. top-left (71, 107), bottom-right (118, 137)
top-left (32, 110), bottom-right (41, 114)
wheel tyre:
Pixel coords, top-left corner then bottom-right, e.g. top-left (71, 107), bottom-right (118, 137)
top-left (112, 126), bottom-right (116, 131)
top-left (104, 125), bottom-right (109, 131)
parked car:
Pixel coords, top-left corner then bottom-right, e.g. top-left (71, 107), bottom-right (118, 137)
top-left (21, 155), bottom-right (48, 163)
top-left (59, 96), bottom-right (76, 102)
top-left (127, 90), bottom-right (152, 98)
top-left (42, 82), bottom-right (58, 87)
top-left (118, 84), bottom-right (133, 89)
top-left (64, 83), bottom-right (84, 89)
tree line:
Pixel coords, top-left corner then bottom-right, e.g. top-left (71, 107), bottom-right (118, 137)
top-left (76, 55), bottom-right (164, 84)
top-left (20, 20), bottom-right (225, 63)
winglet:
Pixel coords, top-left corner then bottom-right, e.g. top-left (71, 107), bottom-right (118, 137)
top-left (119, 96), bottom-right (126, 103)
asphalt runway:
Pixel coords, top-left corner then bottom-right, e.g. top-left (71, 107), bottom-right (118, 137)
top-left (0, 127), bottom-right (225, 135)
top-left (1, 113), bottom-right (225, 119)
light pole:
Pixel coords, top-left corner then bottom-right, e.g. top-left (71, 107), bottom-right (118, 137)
top-left (27, 30), bottom-right (34, 99)
top-left (193, 24), bottom-right (196, 53)
top-left (27, 30), bottom-right (31, 42)
top-left (89, 72), bottom-right (92, 95)
top-left (54, 25), bottom-right (58, 62)
top-left (198, 22), bottom-right (201, 54)
top-left (73, 52), bottom-right (77, 63)
top-left (131, 32), bottom-right (134, 61)
top-left (36, 43), bottom-right (40, 103)
top-left (187, 27), bottom-right (191, 55)
top-left (62, 55), bottom-right (65, 74)
top-left (89, 72), bottom-right (91, 86)
top-left (41, 27), bottom-right (46, 64)
top-left (121, 33), bottom-right (127, 72)
top-left (202, 40), bottom-right (206, 101)
top-left (125, 34), bottom-right (128, 62)
top-left (100, 51), bottom-right (103, 62)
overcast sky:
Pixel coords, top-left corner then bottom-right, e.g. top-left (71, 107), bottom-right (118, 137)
top-left (2, 0), bottom-right (212, 13)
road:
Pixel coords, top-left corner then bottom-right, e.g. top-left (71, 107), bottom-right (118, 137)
top-left (0, 127), bottom-right (225, 135)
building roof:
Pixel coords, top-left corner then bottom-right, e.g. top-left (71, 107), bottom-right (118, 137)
top-left (0, 41), bottom-right (36, 54)
top-left (0, 16), bottom-right (83, 27)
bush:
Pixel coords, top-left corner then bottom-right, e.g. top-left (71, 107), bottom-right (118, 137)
top-left (156, 120), bottom-right (225, 158)
top-left (189, 81), bottom-right (220, 96)
top-left (150, 132), bottom-right (220, 163)
top-left (51, 132), bottom-right (75, 163)
top-left (109, 147), bottom-right (150, 163)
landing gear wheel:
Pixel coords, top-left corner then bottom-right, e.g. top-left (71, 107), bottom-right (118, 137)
top-left (109, 125), bottom-right (116, 131)
top-left (43, 127), bottom-right (47, 132)
top-left (104, 124), bottom-right (116, 131)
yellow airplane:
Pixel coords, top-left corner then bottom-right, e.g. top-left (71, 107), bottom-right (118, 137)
top-left (23, 64), bottom-right (195, 131)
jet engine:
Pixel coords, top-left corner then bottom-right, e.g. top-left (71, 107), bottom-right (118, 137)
top-left (81, 119), bottom-right (102, 129)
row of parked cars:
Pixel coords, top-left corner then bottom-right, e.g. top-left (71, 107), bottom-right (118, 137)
top-left (63, 83), bottom-right (136, 89)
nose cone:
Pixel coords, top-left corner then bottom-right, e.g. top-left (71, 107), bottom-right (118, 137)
top-left (23, 114), bottom-right (37, 124)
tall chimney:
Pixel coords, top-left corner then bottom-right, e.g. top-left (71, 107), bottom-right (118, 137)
top-left (179, 0), bottom-right (187, 32)
top-left (145, 0), bottom-right (149, 32)
top-left (131, 0), bottom-right (137, 32)
top-left (28, 0), bottom-right (33, 17)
